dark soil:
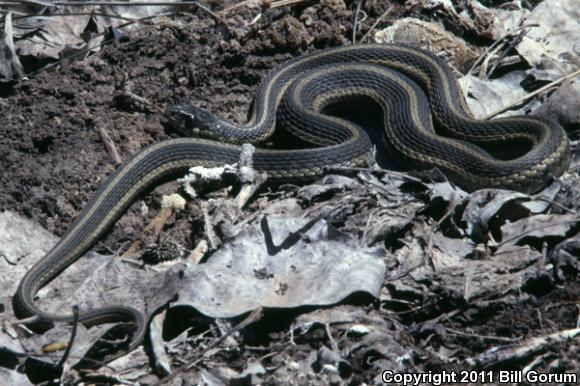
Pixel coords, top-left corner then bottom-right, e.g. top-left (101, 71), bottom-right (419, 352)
top-left (1, 0), bottom-right (578, 384)
top-left (0, 0), bottom-right (375, 244)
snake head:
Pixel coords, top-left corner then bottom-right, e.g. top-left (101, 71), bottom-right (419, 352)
top-left (165, 104), bottom-right (220, 138)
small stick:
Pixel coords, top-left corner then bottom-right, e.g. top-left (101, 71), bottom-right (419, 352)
top-left (495, 217), bottom-right (580, 249)
top-left (269, 0), bottom-right (308, 9)
top-left (536, 308), bottom-right (544, 331)
top-left (485, 28), bottom-right (527, 79)
top-left (218, 0), bottom-right (254, 16)
top-left (465, 327), bottom-right (580, 367)
top-left (352, 0), bottom-right (364, 44)
top-left (160, 308), bottom-right (265, 384)
top-left (187, 239), bottom-right (208, 264)
top-left (522, 355), bottom-right (545, 377)
top-left (532, 195), bottom-right (578, 215)
top-left (218, 0), bottom-right (309, 16)
top-left (121, 207), bottom-right (174, 257)
top-left (467, 24), bottom-right (538, 76)
top-left (361, 208), bottom-right (379, 246)
top-left (200, 200), bottom-right (219, 250)
top-left (359, 5), bottom-right (393, 43)
top-left (478, 40), bottom-right (506, 78)
top-left (97, 126), bottom-right (123, 165)
top-left (482, 68), bottom-right (580, 120)
top-left (326, 165), bottom-right (424, 184)
top-left (324, 323), bottom-right (340, 353)
top-left (445, 327), bottom-right (520, 342)
top-left (463, 272), bottom-right (471, 302)
top-left (2, 12), bottom-right (26, 79)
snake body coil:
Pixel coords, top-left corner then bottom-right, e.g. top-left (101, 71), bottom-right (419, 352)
top-left (14, 44), bottom-right (570, 361)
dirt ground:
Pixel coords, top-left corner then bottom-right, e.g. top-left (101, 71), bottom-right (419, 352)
top-left (1, 0), bottom-right (578, 384)
top-left (0, 1), bottom-right (373, 239)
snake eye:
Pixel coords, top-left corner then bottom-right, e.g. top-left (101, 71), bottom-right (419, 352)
top-left (165, 105), bottom-right (224, 140)
top-left (165, 105), bottom-right (208, 134)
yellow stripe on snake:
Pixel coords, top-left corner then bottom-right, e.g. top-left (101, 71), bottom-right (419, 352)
top-left (14, 43), bottom-right (570, 363)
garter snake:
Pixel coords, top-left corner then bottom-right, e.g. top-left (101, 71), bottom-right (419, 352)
top-left (13, 43), bottom-right (570, 363)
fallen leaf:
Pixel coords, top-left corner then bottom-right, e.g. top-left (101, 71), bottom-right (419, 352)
top-left (171, 216), bottom-right (386, 317)
top-left (499, 214), bottom-right (580, 250)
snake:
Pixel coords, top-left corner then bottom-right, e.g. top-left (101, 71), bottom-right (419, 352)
top-left (13, 43), bottom-right (570, 363)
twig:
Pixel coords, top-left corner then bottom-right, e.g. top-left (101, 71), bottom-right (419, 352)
top-left (248, 12), bottom-right (261, 25)
top-left (235, 144), bottom-right (266, 208)
top-left (539, 241), bottom-right (548, 270)
top-left (533, 195), bottom-right (578, 215)
top-left (218, 0), bottom-right (307, 16)
top-left (121, 207), bottom-right (175, 257)
top-left (495, 217), bottom-right (580, 249)
top-left (536, 308), bottom-right (544, 331)
top-left (385, 298), bottom-right (436, 316)
top-left (185, 1), bottom-right (230, 29)
top-left (465, 327), bottom-right (580, 368)
top-left (445, 327), bottom-right (520, 343)
top-left (359, 5), bottom-right (392, 43)
top-left (361, 208), bottom-right (379, 246)
top-left (119, 76), bottom-right (156, 113)
top-left (478, 39), bottom-right (507, 78)
top-left (97, 126), bottom-right (122, 165)
top-left (425, 231), bottom-right (436, 272)
top-left (482, 69), bottom-right (580, 120)
top-left (324, 323), bottom-right (340, 353)
top-left (326, 166), bottom-right (423, 184)
top-left (352, 0), bottom-right (363, 44)
top-left (160, 308), bottom-right (264, 384)
top-left (269, 0), bottom-right (308, 9)
top-left (187, 239), bottom-right (208, 264)
top-left (522, 354), bottom-right (545, 377)
top-left (467, 23), bottom-right (538, 76)
top-left (463, 272), bottom-right (471, 302)
top-left (2, 12), bottom-right (26, 79)
top-left (199, 200), bottom-right (219, 250)
top-left (485, 28), bottom-right (527, 79)
top-left (218, 0), bottom-right (254, 16)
